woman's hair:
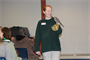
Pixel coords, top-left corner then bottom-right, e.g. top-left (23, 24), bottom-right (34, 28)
top-left (2, 27), bottom-right (11, 40)
top-left (0, 38), bottom-right (3, 44)
top-left (19, 28), bottom-right (28, 36)
top-left (0, 26), bottom-right (2, 29)
top-left (43, 5), bottom-right (52, 11)
top-left (0, 29), bottom-right (3, 43)
top-left (0, 26), bottom-right (2, 28)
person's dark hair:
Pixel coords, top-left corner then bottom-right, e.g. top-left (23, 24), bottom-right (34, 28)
top-left (43, 5), bottom-right (52, 11)
top-left (19, 28), bottom-right (28, 36)
top-left (2, 27), bottom-right (11, 40)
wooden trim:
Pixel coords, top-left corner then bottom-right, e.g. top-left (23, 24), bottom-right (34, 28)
top-left (41, 0), bottom-right (46, 19)
top-left (40, 0), bottom-right (46, 54)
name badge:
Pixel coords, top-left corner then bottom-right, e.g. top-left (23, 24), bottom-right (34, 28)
top-left (41, 22), bottom-right (46, 25)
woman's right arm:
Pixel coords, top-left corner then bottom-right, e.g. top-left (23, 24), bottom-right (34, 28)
top-left (6, 45), bottom-right (15, 60)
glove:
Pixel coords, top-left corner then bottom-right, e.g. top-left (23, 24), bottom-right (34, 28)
top-left (52, 23), bottom-right (59, 31)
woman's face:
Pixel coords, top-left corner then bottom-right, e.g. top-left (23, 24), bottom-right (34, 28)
top-left (0, 29), bottom-right (3, 39)
top-left (43, 7), bottom-right (52, 19)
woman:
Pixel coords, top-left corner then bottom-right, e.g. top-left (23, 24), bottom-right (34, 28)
top-left (2, 27), bottom-right (22, 60)
top-left (35, 5), bottom-right (62, 60)
top-left (0, 27), bottom-right (15, 60)
top-left (12, 28), bottom-right (39, 60)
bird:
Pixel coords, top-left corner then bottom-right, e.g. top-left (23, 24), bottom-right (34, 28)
top-left (54, 17), bottom-right (64, 27)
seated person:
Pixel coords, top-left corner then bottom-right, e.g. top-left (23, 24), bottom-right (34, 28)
top-left (12, 28), bottom-right (39, 60)
top-left (2, 27), bottom-right (22, 60)
top-left (0, 26), bottom-right (2, 29)
top-left (0, 27), bottom-right (15, 60)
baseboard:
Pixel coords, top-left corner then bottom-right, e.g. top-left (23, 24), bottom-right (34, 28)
top-left (39, 54), bottom-right (90, 59)
top-left (39, 59), bottom-right (90, 60)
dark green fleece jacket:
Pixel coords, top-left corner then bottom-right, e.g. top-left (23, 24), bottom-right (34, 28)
top-left (35, 17), bottom-right (62, 53)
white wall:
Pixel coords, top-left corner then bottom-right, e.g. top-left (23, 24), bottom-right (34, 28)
top-left (46, 0), bottom-right (89, 54)
top-left (0, 0), bottom-right (1, 26)
top-left (2, 0), bottom-right (41, 36)
top-left (1, 0), bottom-right (90, 54)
